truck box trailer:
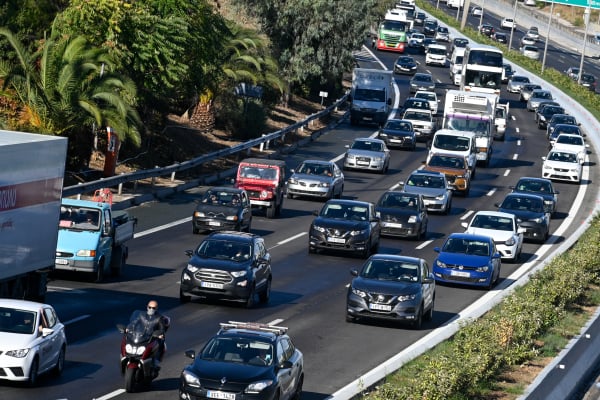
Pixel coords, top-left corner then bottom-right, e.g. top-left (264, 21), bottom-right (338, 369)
top-left (0, 130), bottom-right (67, 300)
top-left (349, 68), bottom-right (394, 126)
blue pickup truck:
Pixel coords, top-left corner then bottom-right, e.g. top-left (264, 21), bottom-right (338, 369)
top-left (55, 197), bottom-right (136, 282)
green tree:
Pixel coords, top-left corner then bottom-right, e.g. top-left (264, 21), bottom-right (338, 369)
top-left (0, 27), bottom-right (141, 170)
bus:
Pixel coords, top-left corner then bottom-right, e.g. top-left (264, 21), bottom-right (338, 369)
top-left (460, 44), bottom-right (503, 95)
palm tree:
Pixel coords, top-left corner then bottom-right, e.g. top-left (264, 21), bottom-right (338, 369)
top-left (0, 27), bottom-right (142, 171)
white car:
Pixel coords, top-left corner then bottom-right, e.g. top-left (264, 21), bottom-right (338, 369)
top-left (414, 90), bottom-right (439, 115)
top-left (462, 211), bottom-right (524, 262)
top-left (343, 137), bottom-right (390, 173)
top-left (425, 44), bottom-right (448, 67)
top-left (501, 18), bottom-right (516, 30)
top-left (0, 299), bottom-right (67, 385)
top-left (408, 33), bottom-right (425, 48)
top-left (402, 108), bottom-right (435, 142)
top-left (542, 148), bottom-right (584, 183)
top-left (552, 133), bottom-right (589, 161)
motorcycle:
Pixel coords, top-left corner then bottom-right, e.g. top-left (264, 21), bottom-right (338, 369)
top-left (117, 310), bottom-right (170, 392)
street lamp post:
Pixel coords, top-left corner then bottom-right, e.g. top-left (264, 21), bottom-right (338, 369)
top-left (541, 0), bottom-right (555, 74)
top-left (507, 0), bottom-right (518, 52)
top-left (578, 6), bottom-right (591, 84)
top-left (479, 0), bottom-right (485, 29)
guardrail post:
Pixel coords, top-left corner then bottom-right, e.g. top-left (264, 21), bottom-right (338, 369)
top-left (77, 182), bottom-right (83, 200)
top-left (260, 134), bottom-right (265, 152)
top-left (170, 171), bottom-right (176, 182)
top-left (118, 173), bottom-right (124, 195)
top-left (151, 166), bottom-right (158, 187)
top-left (133, 180), bottom-right (138, 192)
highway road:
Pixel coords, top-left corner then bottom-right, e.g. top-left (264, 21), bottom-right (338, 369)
top-left (1, 6), bottom-right (598, 400)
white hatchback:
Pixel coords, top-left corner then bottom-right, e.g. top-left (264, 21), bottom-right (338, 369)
top-left (542, 149), bottom-right (584, 183)
top-left (501, 18), bottom-right (516, 29)
top-left (0, 299), bottom-right (67, 386)
top-left (462, 211), bottom-right (524, 262)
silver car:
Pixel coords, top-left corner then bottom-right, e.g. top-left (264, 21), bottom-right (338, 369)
top-left (527, 89), bottom-right (554, 111)
top-left (343, 137), bottom-right (390, 174)
top-left (520, 45), bottom-right (540, 60)
top-left (507, 75), bottom-right (531, 93)
top-left (401, 169), bottom-right (453, 214)
top-left (287, 160), bottom-right (344, 200)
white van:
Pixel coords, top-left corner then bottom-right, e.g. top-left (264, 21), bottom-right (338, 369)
top-left (426, 44), bottom-right (448, 67)
top-left (449, 47), bottom-right (466, 86)
top-left (427, 129), bottom-right (477, 173)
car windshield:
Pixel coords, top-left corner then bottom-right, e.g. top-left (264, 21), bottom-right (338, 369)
top-left (556, 135), bottom-right (584, 146)
top-left (384, 120), bottom-right (412, 131)
top-left (351, 140), bottom-right (383, 152)
top-left (0, 308), bottom-right (37, 334)
top-left (59, 206), bottom-right (101, 231)
top-left (361, 259), bottom-right (420, 282)
top-left (202, 190), bottom-right (242, 206)
top-left (297, 163), bottom-right (332, 176)
top-left (240, 166), bottom-right (278, 180)
top-left (534, 91), bottom-right (552, 99)
top-left (552, 116), bottom-right (575, 124)
top-left (548, 151), bottom-right (578, 163)
top-left (502, 196), bottom-right (544, 213)
top-left (414, 74), bottom-right (432, 83)
top-left (442, 238), bottom-right (490, 256)
top-left (354, 88), bottom-right (386, 102)
top-left (398, 56), bottom-right (414, 63)
top-left (516, 180), bottom-right (552, 194)
top-left (416, 92), bottom-right (435, 101)
top-left (406, 174), bottom-right (446, 189)
top-left (512, 76), bottom-right (530, 83)
top-left (196, 240), bottom-right (252, 262)
top-left (321, 204), bottom-right (369, 220)
top-left (428, 155), bottom-right (465, 169)
top-left (471, 215), bottom-right (514, 231)
top-left (378, 193), bottom-right (418, 209)
top-left (200, 337), bottom-right (274, 366)
top-left (404, 111), bottom-right (431, 121)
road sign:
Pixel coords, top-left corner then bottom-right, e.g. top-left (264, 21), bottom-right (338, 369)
top-left (541, 0), bottom-right (600, 10)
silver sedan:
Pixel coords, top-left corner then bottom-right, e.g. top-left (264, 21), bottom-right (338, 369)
top-left (287, 160), bottom-right (344, 200)
top-left (343, 137), bottom-right (391, 174)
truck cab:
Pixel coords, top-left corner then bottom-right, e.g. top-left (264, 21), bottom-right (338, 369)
top-left (234, 158), bottom-right (286, 219)
top-left (55, 197), bottom-right (136, 282)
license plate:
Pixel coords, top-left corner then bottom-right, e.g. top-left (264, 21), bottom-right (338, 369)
top-left (383, 222), bottom-right (402, 228)
top-left (370, 303), bottom-right (392, 311)
top-left (327, 237), bottom-right (346, 244)
top-left (390, 139), bottom-right (402, 143)
top-left (207, 391), bottom-right (235, 400)
top-left (357, 161), bottom-right (369, 165)
top-left (208, 221), bottom-right (221, 226)
top-left (450, 270), bottom-right (470, 278)
top-left (55, 259), bottom-right (69, 265)
top-left (201, 281), bottom-right (224, 289)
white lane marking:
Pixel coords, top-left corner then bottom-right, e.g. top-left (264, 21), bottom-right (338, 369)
top-left (513, 153), bottom-right (519, 160)
top-left (63, 315), bottom-right (90, 325)
top-left (504, 169), bottom-right (511, 177)
top-left (517, 139), bottom-right (522, 146)
top-left (268, 319), bottom-right (285, 326)
top-left (461, 210), bottom-right (474, 220)
top-left (93, 389), bottom-right (125, 400)
top-left (416, 240), bottom-right (433, 250)
top-left (332, 153), bottom-right (345, 163)
top-left (390, 182), bottom-right (402, 191)
top-left (487, 188), bottom-right (497, 197)
top-left (47, 286), bottom-right (86, 294)
top-left (135, 217), bottom-right (191, 238)
top-left (268, 232), bottom-right (307, 251)
top-left (515, 127), bottom-right (520, 134)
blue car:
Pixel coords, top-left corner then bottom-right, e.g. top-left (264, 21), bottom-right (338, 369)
top-left (432, 233), bottom-right (501, 289)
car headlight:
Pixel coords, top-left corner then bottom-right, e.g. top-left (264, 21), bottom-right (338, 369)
top-left (379, 133), bottom-right (388, 137)
top-left (194, 211), bottom-right (205, 217)
top-left (539, 115), bottom-right (546, 121)
top-left (372, 156), bottom-right (383, 162)
top-left (182, 369), bottom-right (201, 387)
top-left (245, 379), bottom-right (274, 394)
top-left (543, 164), bottom-right (552, 170)
top-left (76, 249), bottom-right (96, 257)
top-left (312, 225), bottom-right (326, 233)
top-left (505, 237), bottom-right (516, 246)
top-left (530, 217), bottom-right (543, 224)
top-left (231, 270), bottom-right (247, 278)
top-left (435, 259), bottom-right (447, 268)
top-left (346, 153), bottom-right (355, 160)
top-left (318, 182), bottom-right (331, 188)
top-left (435, 194), bottom-right (446, 200)
top-left (570, 168), bottom-right (580, 172)
top-left (352, 287), bottom-right (367, 297)
top-left (398, 293), bottom-right (417, 302)
top-left (408, 216), bottom-right (417, 223)
top-left (288, 178), bottom-right (298, 185)
top-left (226, 215), bottom-right (239, 221)
top-left (544, 200), bottom-right (554, 206)
top-left (350, 229), bottom-right (368, 236)
top-left (6, 348), bottom-right (30, 358)
top-left (187, 264), bottom-right (199, 273)
top-left (260, 190), bottom-right (269, 199)
top-left (476, 265), bottom-right (490, 272)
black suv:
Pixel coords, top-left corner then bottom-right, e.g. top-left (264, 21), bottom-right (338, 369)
top-left (423, 19), bottom-right (438, 36)
top-left (180, 321), bottom-right (304, 400)
top-left (308, 199), bottom-right (381, 258)
top-left (180, 231), bottom-right (272, 307)
top-left (192, 187), bottom-right (252, 234)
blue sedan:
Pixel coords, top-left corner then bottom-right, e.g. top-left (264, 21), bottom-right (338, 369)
top-left (433, 233), bottom-right (501, 289)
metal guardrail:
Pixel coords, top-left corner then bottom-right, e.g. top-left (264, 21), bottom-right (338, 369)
top-left (62, 94), bottom-right (349, 198)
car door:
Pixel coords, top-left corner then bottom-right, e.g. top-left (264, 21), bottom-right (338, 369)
top-left (333, 164), bottom-right (344, 195)
top-left (420, 261), bottom-right (435, 310)
top-left (418, 196), bottom-right (428, 229)
top-left (241, 191), bottom-right (252, 228)
top-left (39, 307), bottom-right (61, 372)
top-left (369, 204), bottom-right (381, 244)
top-left (276, 338), bottom-right (298, 399)
top-left (253, 240), bottom-right (269, 291)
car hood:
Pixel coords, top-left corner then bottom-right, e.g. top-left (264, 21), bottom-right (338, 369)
top-left (190, 360), bottom-right (272, 382)
top-left (498, 208), bottom-right (544, 221)
top-left (376, 207), bottom-right (418, 220)
top-left (196, 204), bottom-right (240, 216)
top-left (290, 173), bottom-right (332, 184)
top-left (402, 185), bottom-right (446, 197)
top-left (347, 149), bottom-right (384, 158)
top-left (312, 217), bottom-right (370, 230)
top-left (0, 332), bottom-right (36, 349)
top-left (189, 257), bottom-right (252, 271)
top-left (437, 252), bottom-right (490, 267)
top-left (56, 229), bottom-right (100, 252)
top-left (465, 227), bottom-right (514, 241)
top-left (352, 277), bottom-right (419, 295)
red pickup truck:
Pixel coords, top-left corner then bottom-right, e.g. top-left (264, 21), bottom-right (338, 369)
top-left (234, 158), bottom-right (286, 218)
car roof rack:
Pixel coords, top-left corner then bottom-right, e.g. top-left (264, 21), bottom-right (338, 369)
top-left (220, 321), bottom-right (288, 335)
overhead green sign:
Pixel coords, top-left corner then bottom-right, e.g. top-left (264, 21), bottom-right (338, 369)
top-left (542, 0), bottom-right (600, 9)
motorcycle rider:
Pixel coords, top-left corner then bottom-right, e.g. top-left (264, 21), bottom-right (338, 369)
top-left (130, 300), bottom-right (168, 368)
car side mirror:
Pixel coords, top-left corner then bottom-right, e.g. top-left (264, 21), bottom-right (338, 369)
top-left (312, 210), bottom-right (319, 216)
top-left (279, 360), bottom-right (294, 370)
top-left (185, 249), bottom-right (194, 258)
top-left (350, 268), bottom-right (359, 277)
top-left (185, 350), bottom-right (196, 360)
top-left (423, 276), bottom-right (434, 284)
top-left (41, 327), bottom-right (54, 338)
top-left (433, 247), bottom-right (441, 253)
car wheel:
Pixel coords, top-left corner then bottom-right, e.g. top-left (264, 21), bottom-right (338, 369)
top-left (245, 284), bottom-right (256, 308)
top-left (335, 185), bottom-right (343, 199)
top-left (53, 346), bottom-right (66, 377)
top-left (424, 295), bottom-right (435, 321)
top-left (244, 219), bottom-right (252, 233)
top-left (346, 313), bottom-right (356, 323)
top-left (308, 245), bottom-right (316, 254)
top-left (192, 226), bottom-right (200, 234)
top-left (266, 206), bottom-right (276, 219)
top-left (361, 240), bottom-right (371, 259)
top-left (412, 306), bottom-right (423, 329)
top-left (287, 192), bottom-right (294, 200)
top-left (259, 278), bottom-right (271, 303)
top-left (292, 375), bottom-right (304, 400)
top-left (179, 288), bottom-right (191, 303)
top-left (371, 238), bottom-right (380, 254)
top-left (28, 357), bottom-right (39, 387)
top-left (93, 260), bottom-right (105, 283)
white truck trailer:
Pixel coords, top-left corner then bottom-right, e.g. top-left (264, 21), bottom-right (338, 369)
top-left (442, 90), bottom-right (498, 167)
top-left (0, 130), bottom-right (67, 300)
top-left (349, 68), bottom-right (394, 126)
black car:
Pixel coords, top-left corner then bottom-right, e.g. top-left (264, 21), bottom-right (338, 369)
top-left (378, 119), bottom-right (417, 150)
top-left (179, 321), bottom-right (304, 400)
top-left (496, 193), bottom-right (550, 243)
top-left (450, 37), bottom-right (469, 54)
top-left (547, 123), bottom-right (583, 145)
top-left (409, 73), bottom-right (436, 93)
top-left (308, 199), bottom-right (381, 258)
top-left (192, 187), bottom-right (252, 234)
top-left (536, 105), bottom-right (565, 129)
top-left (375, 191), bottom-right (428, 239)
top-left (423, 19), bottom-right (438, 36)
top-left (579, 73), bottom-right (597, 92)
top-left (510, 177), bottom-right (559, 215)
top-left (393, 55), bottom-right (418, 75)
top-left (414, 11), bottom-right (426, 26)
top-left (180, 231), bottom-right (272, 307)
top-left (346, 254), bottom-right (435, 328)
top-left (493, 32), bottom-right (508, 44)
top-left (546, 114), bottom-right (579, 137)
top-left (502, 63), bottom-right (515, 83)
top-left (479, 23), bottom-right (495, 37)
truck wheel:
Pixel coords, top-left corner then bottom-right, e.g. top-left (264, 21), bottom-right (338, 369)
top-left (266, 206), bottom-right (276, 219)
top-left (111, 247), bottom-right (124, 277)
top-left (94, 261), bottom-right (105, 283)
